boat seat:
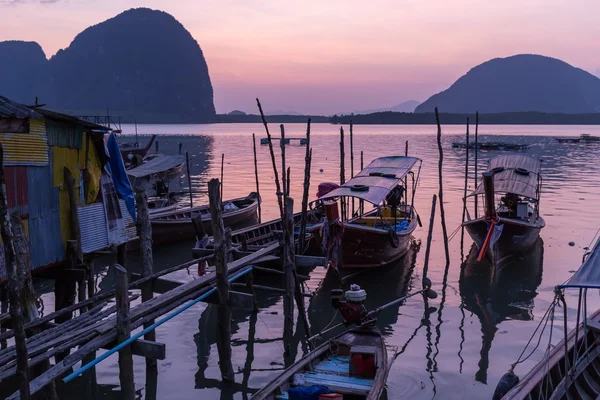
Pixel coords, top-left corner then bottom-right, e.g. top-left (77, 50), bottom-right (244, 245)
top-left (299, 355), bottom-right (374, 395)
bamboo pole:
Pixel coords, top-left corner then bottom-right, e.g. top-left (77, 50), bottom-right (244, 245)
top-left (208, 178), bottom-right (234, 381)
top-left (422, 194), bottom-right (437, 287)
top-left (460, 118), bottom-right (470, 260)
top-left (115, 264), bottom-right (135, 400)
top-left (252, 133), bottom-right (262, 223)
top-left (220, 153), bottom-right (225, 201)
top-left (298, 119), bottom-right (312, 254)
top-left (339, 127), bottom-right (346, 221)
top-left (256, 98), bottom-right (284, 218)
top-left (280, 124), bottom-right (287, 197)
top-left (360, 151), bottom-right (364, 214)
top-left (186, 151), bottom-right (193, 208)
top-left (434, 108), bottom-right (450, 265)
top-left (350, 121), bottom-right (354, 216)
top-left (282, 196), bottom-right (295, 354)
top-left (0, 144), bottom-right (30, 399)
top-left (134, 186), bottom-right (157, 374)
top-left (474, 111), bottom-right (479, 218)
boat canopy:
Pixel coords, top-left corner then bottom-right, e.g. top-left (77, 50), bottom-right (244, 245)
top-left (127, 155), bottom-right (185, 179)
top-left (316, 156), bottom-right (420, 205)
top-left (469, 154), bottom-right (541, 200)
top-left (558, 236), bottom-right (600, 289)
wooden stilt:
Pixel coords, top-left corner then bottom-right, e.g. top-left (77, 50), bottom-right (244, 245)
top-left (405, 140), bottom-right (409, 157)
top-left (220, 153), bottom-right (225, 201)
top-left (350, 121), bottom-right (354, 216)
top-left (460, 118), bottom-right (470, 261)
top-left (252, 133), bottom-right (262, 223)
top-left (186, 151), bottom-right (194, 208)
top-left (422, 194), bottom-right (437, 286)
top-left (434, 108), bottom-right (450, 265)
top-left (298, 119), bottom-right (312, 254)
top-left (339, 127), bottom-right (346, 221)
top-left (115, 264), bottom-right (135, 400)
top-left (256, 98), bottom-right (284, 218)
top-left (360, 151), bottom-right (364, 214)
top-left (0, 144), bottom-right (30, 400)
top-left (134, 186), bottom-right (157, 374)
top-left (282, 196), bottom-right (294, 354)
top-left (245, 271), bottom-right (258, 312)
top-left (117, 243), bottom-right (127, 268)
top-left (474, 111), bottom-right (479, 218)
top-left (208, 178), bottom-right (234, 382)
top-left (280, 124), bottom-right (287, 197)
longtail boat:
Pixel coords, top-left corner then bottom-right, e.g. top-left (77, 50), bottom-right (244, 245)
top-left (252, 326), bottom-right (388, 400)
top-left (310, 156), bottom-right (422, 269)
top-left (494, 235), bottom-right (600, 400)
top-left (119, 134), bottom-right (157, 162)
top-left (463, 154), bottom-right (545, 263)
top-left (150, 192), bottom-right (260, 246)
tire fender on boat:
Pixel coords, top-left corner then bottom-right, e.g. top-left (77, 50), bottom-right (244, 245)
top-left (388, 229), bottom-right (399, 248)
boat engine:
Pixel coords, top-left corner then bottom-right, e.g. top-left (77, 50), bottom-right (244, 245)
top-left (331, 284), bottom-right (368, 325)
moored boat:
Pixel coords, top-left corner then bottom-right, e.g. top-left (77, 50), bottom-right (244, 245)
top-left (120, 134), bottom-right (157, 163)
top-left (310, 156), bottom-right (422, 269)
top-left (494, 235), bottom-right (600, 400)
top-left (150, 192), bottom-right (260, 246)
top-left (555, 133), bottom-right (600, 144)
top-left (463, 154), bottom-right (545, 263)
top-left (251, 326), bottom-right (388, 400)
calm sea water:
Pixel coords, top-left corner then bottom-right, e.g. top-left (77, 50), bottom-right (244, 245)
top-left (62, 123), bottom-right (600, 399)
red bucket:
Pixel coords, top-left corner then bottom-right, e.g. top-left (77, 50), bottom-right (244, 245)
top-left (319, 394), bottom-right (343, 400)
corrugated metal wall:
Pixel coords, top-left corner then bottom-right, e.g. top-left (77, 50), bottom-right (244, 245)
top-left (4, 166), bottom-right (29, 217)
top-left (46, 119), bottom-right (83, 149)
top-left (78, 200), bottom-right (136, 254)
top-left (27, 152), bottom-right (63, 270)
top-left (0, 118), bottom-right (49, 166)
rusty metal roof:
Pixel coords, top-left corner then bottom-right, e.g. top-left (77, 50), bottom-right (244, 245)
top-left (0, 96), bottom-right (43, 119)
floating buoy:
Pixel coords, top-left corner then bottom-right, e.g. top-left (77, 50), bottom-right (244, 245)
top-left (320, 168), bottom-right (324, 173)
top-left (569, 241), bottom-right (575, 247)
top-left (493, 371), bottom-right (519, 400)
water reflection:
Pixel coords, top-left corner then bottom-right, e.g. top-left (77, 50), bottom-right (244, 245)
top-left (459, 238), bottom-right (544, 384)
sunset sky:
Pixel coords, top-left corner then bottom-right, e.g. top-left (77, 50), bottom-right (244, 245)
top-left (1, 0), bottom-right (599, 114)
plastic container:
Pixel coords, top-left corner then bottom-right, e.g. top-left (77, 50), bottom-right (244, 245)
top-left (319, 394), bottom-right (343, 399)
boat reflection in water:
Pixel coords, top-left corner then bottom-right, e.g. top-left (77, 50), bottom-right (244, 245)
top-left (308, 239), bottom-right (421, 338)
top-left (459, 238), bottom-right (544, 384)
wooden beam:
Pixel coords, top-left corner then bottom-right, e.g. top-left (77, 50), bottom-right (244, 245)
top-left (115, 264), bottom-right (135, 400)
top-left (130, 273), bottom-right (182, 295)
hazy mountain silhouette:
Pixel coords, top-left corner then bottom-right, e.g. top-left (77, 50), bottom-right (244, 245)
top-left (415, 54), bottom-right (600, 114)
top-left (0, 8), bottom-right (215, 122)
top-left (353, 100), bottom-right (421, 114)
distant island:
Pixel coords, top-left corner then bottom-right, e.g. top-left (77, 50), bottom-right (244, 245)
top-left (0, 8), bottom-right (215, 123)
top-left (415, 54), bottom-right (600, 114)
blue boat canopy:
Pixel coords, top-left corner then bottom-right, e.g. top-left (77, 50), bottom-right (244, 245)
top-left (558, 236), bottom-right (600, 289)
top-left (316, 156), bottom-right (420, 206)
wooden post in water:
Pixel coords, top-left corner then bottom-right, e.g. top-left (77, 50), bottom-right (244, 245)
top-left (280, 124), bottom-right (287, 197)
top-left (474, 111), bottom-right (479, 218)
top-left (186, 151), bottom-right (193, 208)
top-left (405, 140), bottom-right (409, 156)
top-left (115, 264), bottom-right (135, 400)
top-left (298, 119), bottom-right (312, 254)
top-left (252, 133), bottom-right (262, 223)
top-left (339, 127), bottom-right (346, 221)
top-left (0, 144), bottom-right (30, 399)
top-left (482, 172), bottom-right (496, 219)
top-left (208, 178), bottom-right (234, 381)
top-left (461, 119), bottom-right (470, 260)
top-left (282, 195), bottom-right (295, 354)
top-left (360, 151), bottom-right (364, 214)
top-left (220, 153), bottom-right (225, 201)
top-left (134, 185), bottom-right (157, 373)
top-left (422, 194), bottom-right (437, 287)
top-left (257, 98), bottom-right (284, 218)
top-left (350, 121), bottom-right (354, 216)
top-left (434, 108), bottom-right (450, 265)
